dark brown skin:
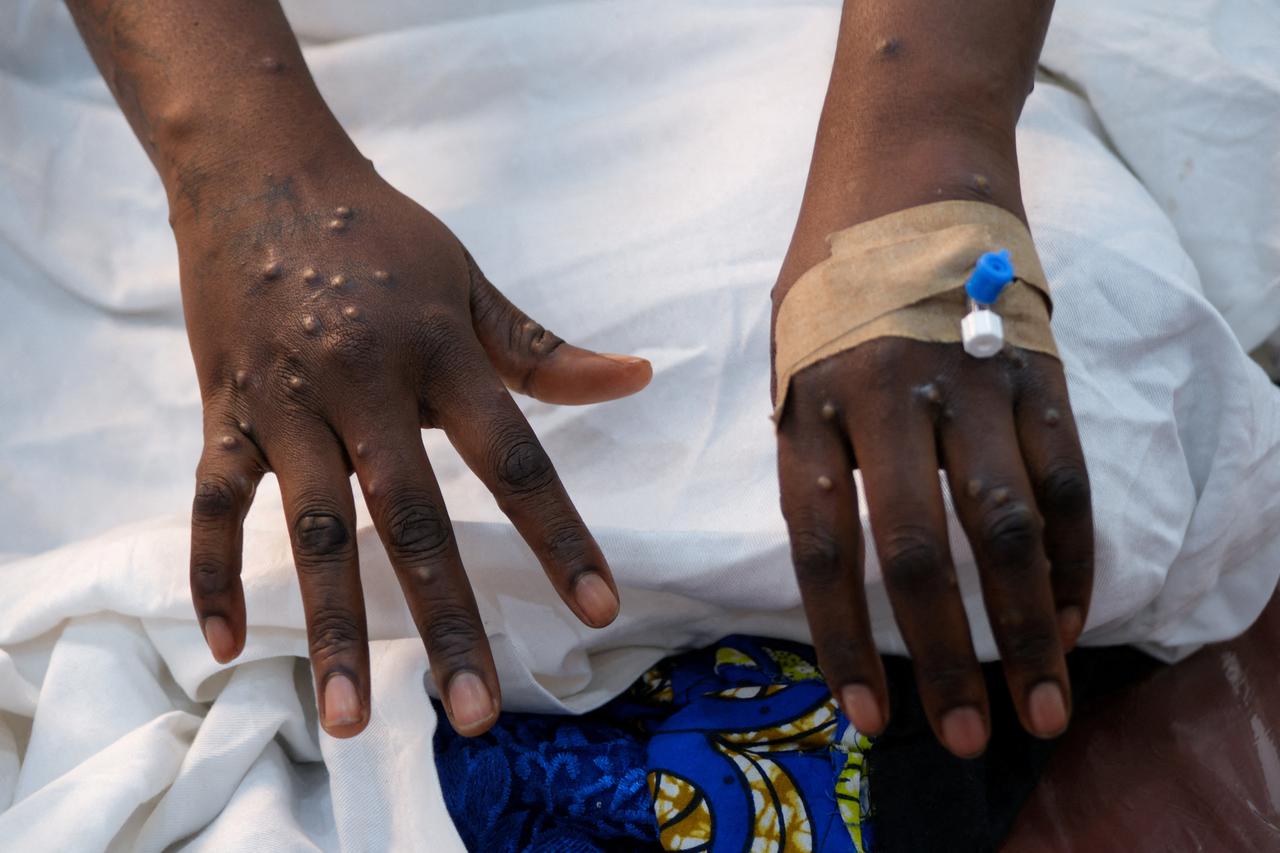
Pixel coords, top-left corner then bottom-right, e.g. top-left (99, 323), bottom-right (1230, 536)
top-left (775, 0), bottom-right (1094, 757)
top-left (65, 0), bottom-right (652, 738)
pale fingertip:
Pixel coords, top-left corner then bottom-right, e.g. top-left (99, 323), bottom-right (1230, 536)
top-left (1057, 606), bottom-right (1083, 652)
top-left (1028, 681), bottom-right (1068, 738)
top-left (202, 615), bottom-right (237, 663)
top-left (447, 671), bottom-right (498, 734)
top-left (322, 673), bottom-right (364, 730)
top-left (572, 571), bottom-right (619, 627)
top-left (941, 706), bottom-right (988, 758)
top-left (839, 684), bottom-right (885, 735)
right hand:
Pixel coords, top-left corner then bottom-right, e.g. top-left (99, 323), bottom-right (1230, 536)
top-left (180, 157), bottom-right (651, 738)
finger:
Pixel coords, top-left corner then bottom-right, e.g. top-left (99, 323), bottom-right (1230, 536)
top-left (270, 424), bottom-right (370, 738)
top-left (938, 365), bottom-right (1070, 740)
top-left (1015, 353), bottom-right (1094, 652)
top-left (777, 385), bottom-right (888, 735)
top-left (426, 348), bottom-right (620, 630)
top-left (466, 254), bottom-right (652, 405)
top-left (190, 421), bottom-right (264, 664)
top-left (343, 411), bottom-right (500, 736)
top-left (846, 352), bottom-right (989, 758)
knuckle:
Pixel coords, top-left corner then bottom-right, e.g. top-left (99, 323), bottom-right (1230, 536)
top-left (1001, 626), bottom-right (1059, 666)
top-left (543, 521), bottom-right (591, 567)
top-left (979, 500), bottom-right (1041, 565)
top-left (322, 323), bottom-right (379, 369)
top-left (192, 476), bottom-right (245, 524)
top-left (385, 499), bottom-right (452, 561)
top-left (492, 430), bottom-right (555, 494)
top-left (413, 308), bottom-right (468, 367)
top-left (1054, 558), bottom-right (1093, 585)
top-left (509, 317), bottom-right (563, 361)
top-left (1041, 463), bottom-right (1091, 516)
top-left (293, 510), bottom-right (352, 564)
top-left (190, 558), bottom-right (231, 598)
top-left (790, 526), bottom-right (841, 586)
top-left (918, 661), bottom-right (976, 698)
top-left (851, 338), bottom-right (914, 389)
top-left (467, 271), bottom-right (505, 326)
top-left (307, 607), bottom-right (363, 662)
top-left (880, 530), bottom-right (944, 594)
top-left (423, 605), bottom-right (485, 667)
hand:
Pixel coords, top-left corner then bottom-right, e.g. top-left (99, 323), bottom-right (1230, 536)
top-left (775, 305), bottom-right (1093, 758)
top-left (181, 159), bottom-right (651, 737)
top-left (773, 0), bottom-right (1088, 757)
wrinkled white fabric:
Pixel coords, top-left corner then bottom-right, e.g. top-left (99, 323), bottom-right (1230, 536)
top-left (1, 0), bottom-right (1278, 850)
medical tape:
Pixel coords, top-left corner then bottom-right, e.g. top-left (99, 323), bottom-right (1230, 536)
top-left (773, 200), bottom-right (1058, 420)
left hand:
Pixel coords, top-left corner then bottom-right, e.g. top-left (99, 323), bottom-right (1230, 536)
top-left (772, 114), bottom-right (1093, 757)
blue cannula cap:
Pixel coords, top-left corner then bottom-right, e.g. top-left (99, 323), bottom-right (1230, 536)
top-left (965, 249), bottom-right (1014, 305)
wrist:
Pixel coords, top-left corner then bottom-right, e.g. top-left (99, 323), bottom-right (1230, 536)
top-left (152, 92), bottom-right (366, 225)
top-left (778, 119), bottom-right (1025, 302)
top-left (808, 81), bottom-right (1025, 217)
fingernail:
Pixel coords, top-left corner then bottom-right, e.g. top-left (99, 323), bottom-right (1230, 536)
top-left (839, 684), bottom-right (884, 734)
top-left (1057, 607), bottom-right (1083, 651)
top-left (573, 572), bottom-right (619, 627)
top-left (323, 674), bottom-right (362, 728)
top-left (600, 353), bottom-right (647, 366)
top-left (447, 671), bottom-right (496, 732)
top-left (941, 706), bottom-right (987, 757)
top-left (1029, 681), bottom-right (1068, 737)
top-left (202, 616), bottom-right (235, 662)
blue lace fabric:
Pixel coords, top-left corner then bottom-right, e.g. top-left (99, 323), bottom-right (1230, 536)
top-left (434, 635), bottom-right (874, 852)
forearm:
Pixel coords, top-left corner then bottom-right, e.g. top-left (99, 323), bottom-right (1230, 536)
top-left (65, 0), bottom-right (362, 223)
top-left (780, 0), bottom-right (1054, 292)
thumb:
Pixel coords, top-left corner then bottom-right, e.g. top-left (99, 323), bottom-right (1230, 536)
top-left (467, 257), bottom-right (652, 405)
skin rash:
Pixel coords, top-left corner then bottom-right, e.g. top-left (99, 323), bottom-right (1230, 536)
top-left (65, 0), bottom-right (653, 739)
top-left (66, 0), bottom-right (1092, 759)
top-left (774, 0), bottom-right (1093, 759)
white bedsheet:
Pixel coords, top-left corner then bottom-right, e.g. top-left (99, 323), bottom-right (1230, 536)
top-left (1, 0), bottom-right (1278, 849)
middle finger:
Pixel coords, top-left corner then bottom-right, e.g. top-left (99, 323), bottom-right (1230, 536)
top-left (845, 354), bottom-right (990, 757)
top-left (342, 405), bottom-right (501, 737)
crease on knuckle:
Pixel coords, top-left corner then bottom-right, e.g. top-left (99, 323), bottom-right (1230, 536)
top-left (467, 270), bottom-right (507, 330)
top-left (918, 661), bottom-right (976, 699)
top-left (307, 607), bottom-right (363, 662)
top-left (543, 520), bottom-right (591, 567)
top-left (492, 430), bottom-right (555, 495)
top-left (193, 475), bottom-right (246, 525)
top-left (322, 324), bottom-right (378, 369)
top-left (293, 510), bottom-right (352, 566)
top-left (385, 499), bottom-right (452, 562)
top-left (423, 606), bottom-right (484, 669)
top-left (979, 500), bottom-right (1041, 566)
top-left (413, 308), bottom-right (467, 368)
top-left (1002, 626), bottom-right (1058, 667)
top-left (790, 525), bottom-right (841, 587)
top-left (190, 558), bottom-right (231, 598)
top-left (880, 529), bottom-right (944, 595)
top-left (1040, 463), bottom-right (1091, 517)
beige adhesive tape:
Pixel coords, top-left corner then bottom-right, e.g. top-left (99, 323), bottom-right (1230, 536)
top-left (773, 200), bottom-right (1059, 420)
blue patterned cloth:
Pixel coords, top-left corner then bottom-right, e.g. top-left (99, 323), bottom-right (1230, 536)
top-left (433, 708), bottom-right (655, 851)
top-left (434, 636), bottom-right (874, 852)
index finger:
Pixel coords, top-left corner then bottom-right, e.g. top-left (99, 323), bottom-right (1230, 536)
top-left (341, 409), bottom-right (502, 737)
top-left (425, 346), bottom-right (620, 630)
top-left (845, 355), bottom-right (991, 758)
